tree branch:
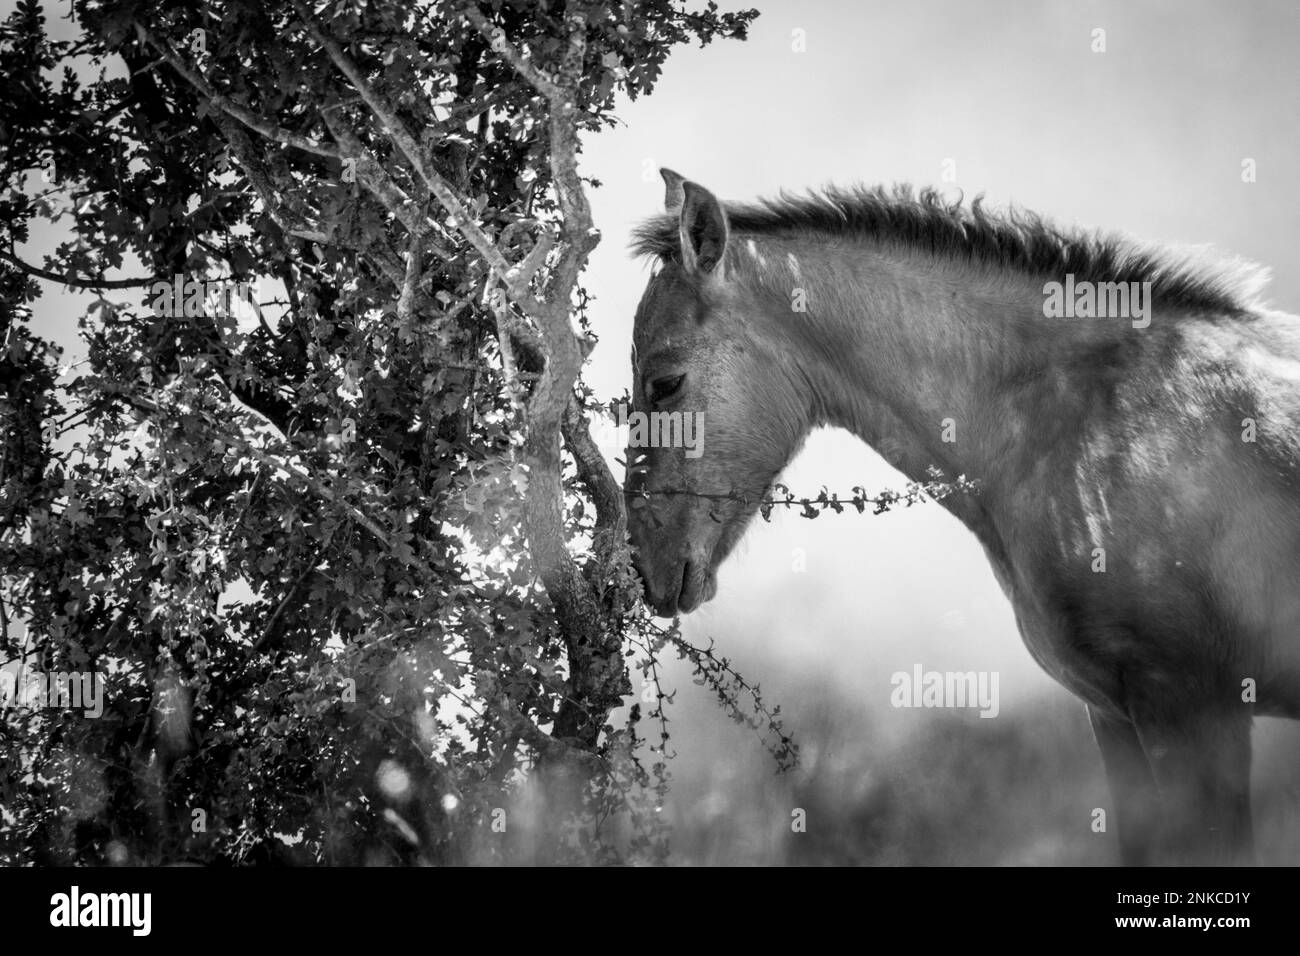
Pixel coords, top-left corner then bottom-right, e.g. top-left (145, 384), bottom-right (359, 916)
top-left (131, 18), bottom-right (340, 160)
top-left (462, 8), bottom-right (563, 99)
top-left (563, 395), bottom-right (626, 557)
top-left (0, 250), bottom-right (158, 289)
top-left (290, 1), bottom-right (517, 284)
top-left (396, 233), bottom-right (421, 324)
top-left (318, 107), bottom-right (455, 265)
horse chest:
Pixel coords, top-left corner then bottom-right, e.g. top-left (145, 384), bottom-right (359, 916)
top-left (985, 550), bottom-right (1130, 710)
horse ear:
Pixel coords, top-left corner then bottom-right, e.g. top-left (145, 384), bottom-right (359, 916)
top-left (678, 181), bottom-right (728, 277)
top-left (661, 168), bottom-right (687, 214)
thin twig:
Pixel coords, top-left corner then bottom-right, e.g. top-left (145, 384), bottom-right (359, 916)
top-left (0, 249), bottom-right (157, 289)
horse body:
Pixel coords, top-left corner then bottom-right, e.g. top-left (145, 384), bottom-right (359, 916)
top-left (989, 309), bottom-right (1300, 863)
top-left (993, 309), bottom-right (1300, 720)
top-left (625, 171), bottom-right (1300, 863)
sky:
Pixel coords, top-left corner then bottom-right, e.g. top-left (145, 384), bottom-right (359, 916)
top-left (13, 0), bottom-right (1300, 862)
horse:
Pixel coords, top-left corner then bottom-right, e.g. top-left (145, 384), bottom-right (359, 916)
top-left (623, 168), bottom-right (1300, 865)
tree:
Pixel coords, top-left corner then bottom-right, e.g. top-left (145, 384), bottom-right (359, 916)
top-left (0, 0), bottom-right (763, 865)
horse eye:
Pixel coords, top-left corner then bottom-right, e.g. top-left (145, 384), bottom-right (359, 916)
top-left (647, 374), bottom-right (685, 405)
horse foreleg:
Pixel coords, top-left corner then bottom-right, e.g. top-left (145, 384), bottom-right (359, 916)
top-left (1130, 705), bottom-right (1255, 865)
top-left (1088, 704), bottom-right (1161, 865)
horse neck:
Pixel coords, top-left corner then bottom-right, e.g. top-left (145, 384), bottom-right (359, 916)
top-left (747, 233), bottom-right (1110, 498)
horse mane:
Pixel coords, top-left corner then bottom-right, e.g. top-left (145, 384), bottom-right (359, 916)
top-left (631, 184), bottom-right (1269, 313)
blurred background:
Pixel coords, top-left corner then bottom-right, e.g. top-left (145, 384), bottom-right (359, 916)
top-left (20, 0), bottom-right (1300, 863)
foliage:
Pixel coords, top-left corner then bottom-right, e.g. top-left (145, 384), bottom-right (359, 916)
top-left (0, 0), bottom-right (763, 866)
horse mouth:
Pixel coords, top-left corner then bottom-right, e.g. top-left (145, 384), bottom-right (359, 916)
top-left (675, 558), bottom-right (717, 614)
top-left (631, 549), bottom-right (718, 617)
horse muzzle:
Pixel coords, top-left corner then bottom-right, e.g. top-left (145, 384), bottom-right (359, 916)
top-left (632, 549), bottom-right (718, 617)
